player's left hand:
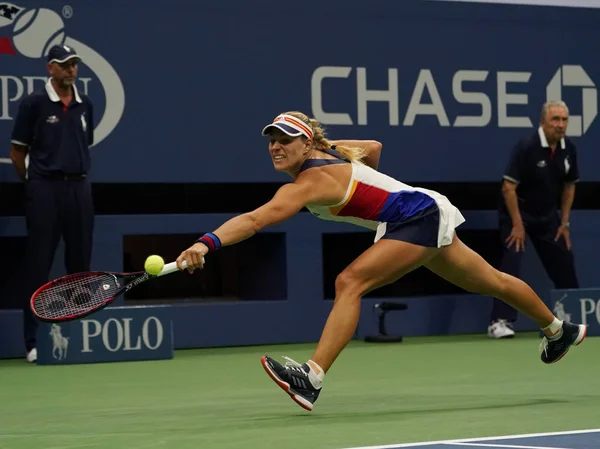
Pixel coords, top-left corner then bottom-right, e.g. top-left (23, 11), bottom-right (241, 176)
top-left (176, 243), bottom-right (208, 273)
top-left (554, 225), bottom-right (572, 250)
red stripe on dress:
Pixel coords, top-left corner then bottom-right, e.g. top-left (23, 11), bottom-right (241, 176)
top-left (334, 182), bottom-right (389, 220)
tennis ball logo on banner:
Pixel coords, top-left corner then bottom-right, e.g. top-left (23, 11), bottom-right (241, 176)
top-left (546, 65), bottom-right (598, 137)
top-left (0, 3), bottom-right (125, 146)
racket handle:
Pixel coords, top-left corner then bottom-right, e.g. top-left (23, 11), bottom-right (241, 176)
top-left (157, 258), bottom-right (205, 277)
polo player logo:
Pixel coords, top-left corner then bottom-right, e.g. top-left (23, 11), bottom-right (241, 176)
top-left (553, 294), bottom-right (572, 322)
top-left (49, 323), bottom-right (69, 361)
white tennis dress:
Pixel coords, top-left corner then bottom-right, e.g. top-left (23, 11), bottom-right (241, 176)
top-left (303, 159), bottom-right (465, 248)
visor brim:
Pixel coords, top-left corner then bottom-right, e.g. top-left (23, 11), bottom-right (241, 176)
top-left (261, 123), bottom-right (305, 137)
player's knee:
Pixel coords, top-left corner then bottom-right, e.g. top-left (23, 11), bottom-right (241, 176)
top-left (335, 269), bottom-right (368, 300)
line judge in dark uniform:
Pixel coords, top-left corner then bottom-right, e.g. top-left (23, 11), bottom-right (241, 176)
top-left (9, 45), bottom-right (95, 362)
top-left (488, 100), bottom-right (580, 339)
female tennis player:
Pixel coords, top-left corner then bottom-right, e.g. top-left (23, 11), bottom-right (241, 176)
top-left (175, 111), bottom-right (587, 411)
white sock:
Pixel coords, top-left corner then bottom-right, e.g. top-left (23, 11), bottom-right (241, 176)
top-left (306, 360), bottom-right (325, 389)
top-left (542, 317), bottom-right (563, 341)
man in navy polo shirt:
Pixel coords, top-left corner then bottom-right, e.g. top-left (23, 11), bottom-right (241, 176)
top-left (488, 100), bottom-right (580, 339)
top-left (9, 45), bottom-right (95, 362)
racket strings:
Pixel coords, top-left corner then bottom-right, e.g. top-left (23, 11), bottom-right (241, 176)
top-left (32, 274), bottom-right (121, 320)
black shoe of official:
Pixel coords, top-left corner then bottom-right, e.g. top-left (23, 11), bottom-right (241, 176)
top-left (261, 355), bottom-right (321, 411)
top-left (540, 321), bottom-right (587, 364)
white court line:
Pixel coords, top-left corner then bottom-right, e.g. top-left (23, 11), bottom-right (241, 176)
top-left (341, 428), bottom-right (600, 449)
top-left (448, 442), bottom-right (571, 449)
top-left (0, 158), bottom-right (11, 164)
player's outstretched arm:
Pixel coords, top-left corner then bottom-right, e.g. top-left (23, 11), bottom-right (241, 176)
top-left (176, 179), bottom-right (318, 272)
top-left (214, 181), bottom-right (315, 244)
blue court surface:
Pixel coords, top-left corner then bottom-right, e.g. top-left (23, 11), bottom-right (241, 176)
top-left (342, 429), bottom-right (600, 449)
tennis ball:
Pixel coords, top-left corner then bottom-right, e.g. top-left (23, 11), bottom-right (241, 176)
top-left (144, 255), bottom-right (165, 276)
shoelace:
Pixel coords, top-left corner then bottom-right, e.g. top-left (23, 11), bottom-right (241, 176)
top-left (539, 333), bottom-right (567, 356)
top-left (539, 337), bottom-right (549, 355)
top-left (283, 356), bottom-right (306, 374)
top-left (283, 356), bottom-right (322, 392)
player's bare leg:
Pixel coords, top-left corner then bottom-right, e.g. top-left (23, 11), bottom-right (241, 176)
top-left (425, 234), bottom-right (586, 364)
top-left (261, 240), bottom-right (439, 410)
top-left (310, 240), bottom-right (439, 372)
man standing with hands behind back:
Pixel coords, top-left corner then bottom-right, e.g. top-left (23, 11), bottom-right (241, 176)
top-left (9, 45), bottom-right (95, 362)
top-left (488, 101), bottom-right (580, 339)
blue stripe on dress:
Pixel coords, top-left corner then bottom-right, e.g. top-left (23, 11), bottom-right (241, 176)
top-left (376, 190), bottom-right (436, 222)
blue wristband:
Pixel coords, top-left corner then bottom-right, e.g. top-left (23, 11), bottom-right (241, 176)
top-left (195, 232), bottom-right (222, 251)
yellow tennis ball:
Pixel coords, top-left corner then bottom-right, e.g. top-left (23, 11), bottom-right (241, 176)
top-left (144, 255), bottom-right (164, 276)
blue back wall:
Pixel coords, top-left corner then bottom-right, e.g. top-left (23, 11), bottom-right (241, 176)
top-left (1, 0), bottom-right (599, 356)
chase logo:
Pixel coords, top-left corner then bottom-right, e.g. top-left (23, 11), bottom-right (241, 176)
top-left (547, 65), bottom-right (597, 137)
top-left (312, 65), bottom-right (599, 135)
top-left (0, 3), bottom-right (125, 146)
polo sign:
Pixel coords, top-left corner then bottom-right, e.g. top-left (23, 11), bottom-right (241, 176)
top-left (550, 289), bottom-right (600, 336)
top-left (36, 305), bottom-right (174, 365)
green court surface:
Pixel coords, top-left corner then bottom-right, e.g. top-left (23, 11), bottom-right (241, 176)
top-left (0, 333), bottom-right (597, 449)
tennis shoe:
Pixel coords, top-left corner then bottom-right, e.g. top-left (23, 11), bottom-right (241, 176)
top-left (488, 319), bottom-right (515, 339)
top-left (540, 321), bottom-right (587, 364)
top-left (261, 355), bottom-right (321, 411)
top-left (26, 348), bottom-right (37, 363)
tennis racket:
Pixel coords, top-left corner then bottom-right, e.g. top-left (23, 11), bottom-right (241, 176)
top-left (30, 259), bottom-right (200, 323)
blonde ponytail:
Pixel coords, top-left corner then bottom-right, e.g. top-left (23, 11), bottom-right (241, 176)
top-left (281, 111), bottom-right (366, 164)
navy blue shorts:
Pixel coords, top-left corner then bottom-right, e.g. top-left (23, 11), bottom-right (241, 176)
top-left (379, 204), bottom-right (440, 248)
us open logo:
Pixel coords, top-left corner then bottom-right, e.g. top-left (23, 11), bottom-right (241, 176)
top-left (0, 3), bottom-right (125, 146)
top-left (546, 65), bottom-right (597, 137)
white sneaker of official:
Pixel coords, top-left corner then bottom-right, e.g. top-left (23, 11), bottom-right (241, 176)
top-left (26, 348), bottom-right (37, 363)
top-left (487, 320), bottom-right (516, 339)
